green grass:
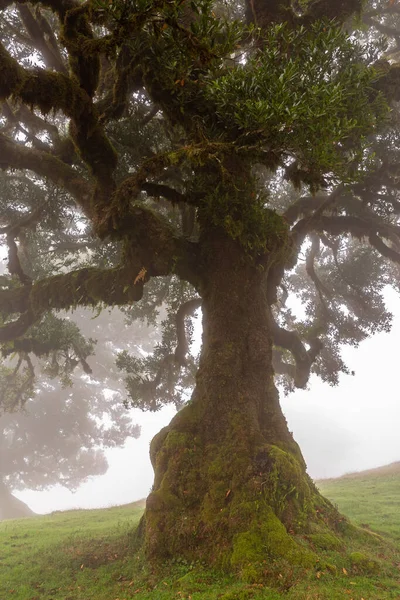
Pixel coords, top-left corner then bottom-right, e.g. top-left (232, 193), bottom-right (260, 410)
top-left (2, 466), bottom-right (400, 600)
top-left (317, 462), bottom-right (400, 544)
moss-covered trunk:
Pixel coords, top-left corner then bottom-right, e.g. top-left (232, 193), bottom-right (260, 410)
top-left (144, 230), bottom-right (337, 575)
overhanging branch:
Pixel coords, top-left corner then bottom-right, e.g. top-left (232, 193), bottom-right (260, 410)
top-left (0, 311), bottom-right (36, 342)
top-left (268, 310), bottom-right (323, 388)
top-left (141, 182), bottom-right (189, 206)
top-left (0, 133), bottom-right (93, 208)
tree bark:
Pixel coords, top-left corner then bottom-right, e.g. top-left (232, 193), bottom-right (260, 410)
top-left (0, 481), bottom-right (35, 521)
top-left (143, 230), bottom-right (342, 576)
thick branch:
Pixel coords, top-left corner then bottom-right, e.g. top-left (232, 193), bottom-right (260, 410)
top-left (97, 45), bottom-right (143, 122)
top-left (18, 4), bottom-right (67, 73)
top-left (290, 185), bottom-right (345, 247)
top-left (0, 134), bottom-right (93, 209)
top-left (0, 287), bottom-right (31, 315)
top-left (284, 195), bottom-right (326, 226)
top-left (269, 311), bottom-right (322, 388)
top-left (317, 215), bottom-right (400, 240)
top-left (1, 101), bottom-right (52, 153)
top-left (0, 204), bottom-right (43, 236)
top-left (15, 104), bottom-right (59, 139)
top-left (362, 15), bottom-right (400, 42)
top-left (0, 39), bottom-right (117, 214)
top-left (305, 235), bottom-right (331, 301)
top-left (245, 0), bottom-right (293, 27)
top-left (6, 234), bottom-right (32, 285)
top-left (301, 0), bottom-right (363, 23)
top-left (141, 182), bottom-right (189, 206)
top-left (369, 233), bottom-right (400, 264)
top-left (0, 311), bottom-right (36, 342)
top-left (245, 0), bottom-right (362, 27)
top-left (174, 297), bottom-right (202, 366)
top-left (115, 206), bottom-right (200, 284)
top-left (4, 338), bottom-right (59, 356)
top-left (373, 64), bottom-right (400, 103)
top-left (0, 209), bottom-right (199, 344)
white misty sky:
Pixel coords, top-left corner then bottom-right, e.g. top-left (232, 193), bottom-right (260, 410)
top-left (16, 288), bottom-right (400, 515)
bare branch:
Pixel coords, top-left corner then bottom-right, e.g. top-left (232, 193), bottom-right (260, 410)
top-left (18, 4), bottom-right (67, 73)
top-left (0, 204), bottom-right (44, 236)
top-left (6, 234), bottom-right (32, 285)
top-left (369, 233), bottom-right (400, 264)
top-left (284, 195), bottom-right (326, 225)
top-left (0, 311), bottom-right (36, 342)
top-left (141, 182), bottom-right (189, 205)
top-left (306, 235), bottom-right (331, 303)
top-left (174, 297), bottom-right (201, 366)
top-left (290, 185), bottom-right (345, 248)
top-left (268, 310), bottom-right (323, 388)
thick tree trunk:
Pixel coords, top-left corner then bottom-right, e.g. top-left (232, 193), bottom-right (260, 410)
top-left (144, 231), bottom-right (340, 576)
top-left (0, 481), bottom-right (35, 520)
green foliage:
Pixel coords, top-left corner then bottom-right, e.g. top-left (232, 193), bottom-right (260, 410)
top-left (28, 313), bottom-right (95, 386)
top-left (205, 21), bottom-right (389, 185)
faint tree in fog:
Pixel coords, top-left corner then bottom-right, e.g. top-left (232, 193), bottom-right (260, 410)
top-left (0, 308), bottom-right (147, 519)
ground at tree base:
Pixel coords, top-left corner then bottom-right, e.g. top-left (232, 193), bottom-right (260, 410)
top-left (2, 472), bottom-right (400, 600)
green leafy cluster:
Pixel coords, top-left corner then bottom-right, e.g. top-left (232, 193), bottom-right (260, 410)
top-left (205, 21), bottom-right (389, 182)
top-left (31, 314), bottom-right (96, 386)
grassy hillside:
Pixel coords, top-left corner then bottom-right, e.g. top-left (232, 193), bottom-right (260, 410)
top-left (1, 466), bottom-right (400, 599)
top-left (318, 461), bottom-right (400, 543)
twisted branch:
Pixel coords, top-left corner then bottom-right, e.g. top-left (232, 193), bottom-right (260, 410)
top-left (268, 310), bottom-right (323, 388)
top-left (174, 297), bottom-right (202, 366)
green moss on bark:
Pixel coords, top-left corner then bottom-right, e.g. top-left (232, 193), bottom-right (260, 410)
top-left (144, 401), bottom-right (331, 574)
top-left (142, 233), bottom-right (350, 580)
top-left (29, 266), bottom-right (144, 315)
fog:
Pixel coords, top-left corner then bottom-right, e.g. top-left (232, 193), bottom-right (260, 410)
top-left (15, 288), bottom-right (400, 515)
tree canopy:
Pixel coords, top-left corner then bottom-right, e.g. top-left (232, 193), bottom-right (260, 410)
top-left (1, 0), bottom-right (400, 408)
top-left (2, 0), bottom-right (400, 572)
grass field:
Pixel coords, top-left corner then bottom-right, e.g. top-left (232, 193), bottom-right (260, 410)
top-left (1, 465), bottom-right (400, 599)
top-left (317, 461), bottom-right (400, 544)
